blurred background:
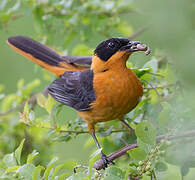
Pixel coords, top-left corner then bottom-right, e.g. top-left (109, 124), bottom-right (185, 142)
top-left (0, 0), bottom-right (195, 179)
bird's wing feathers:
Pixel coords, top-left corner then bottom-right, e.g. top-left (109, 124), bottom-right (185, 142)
top-left (48, 69), bottom-right (96, 111)
top-left (61, 56), bottom-right (92, 67)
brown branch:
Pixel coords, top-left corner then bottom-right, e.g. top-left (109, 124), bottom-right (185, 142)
top-left (93, 130), bottom-right (195, 170)
top-left (128, 26), bottom-right (149, 41)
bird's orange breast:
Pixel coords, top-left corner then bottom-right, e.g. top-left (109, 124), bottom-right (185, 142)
top-left (78, 67), bottom-right (143, 125)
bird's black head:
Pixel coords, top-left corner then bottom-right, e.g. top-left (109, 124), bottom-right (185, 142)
top-left (94, 38), bottom-right (140, 61)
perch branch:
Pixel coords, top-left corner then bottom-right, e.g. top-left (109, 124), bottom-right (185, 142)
top-left (93, 130), bottom-right (195, 170)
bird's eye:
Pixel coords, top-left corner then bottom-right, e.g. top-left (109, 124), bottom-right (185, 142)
top-left (108, 42), bottom-right (115, 49)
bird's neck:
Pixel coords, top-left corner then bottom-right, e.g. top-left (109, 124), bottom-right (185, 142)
top-left (91, 53), bottom-right (130, 73)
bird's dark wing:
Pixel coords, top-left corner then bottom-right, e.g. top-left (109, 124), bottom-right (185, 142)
top-left (48, 69), bottom-right (96, 111)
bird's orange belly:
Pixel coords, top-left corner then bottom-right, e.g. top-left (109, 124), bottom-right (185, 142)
top-left (78, 69), bottom-right (143, 125)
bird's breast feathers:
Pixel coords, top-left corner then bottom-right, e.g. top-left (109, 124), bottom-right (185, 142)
top-left (79, 68), bottom-right (143, 123)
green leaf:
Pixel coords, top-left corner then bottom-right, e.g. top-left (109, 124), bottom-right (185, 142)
top-left (0, 0), bottom-right (7, 10)
top-left (89, 148), bottom-right (101, 178)
top-left (3, 153), bottom-right (17, 168)
top-left (18, 164), bottom-right (35, 180)
top-left (143, 59), bottom-right (158, 74)
top-left (135, 122), bottom-right (157, 145)
top-left (6, 165), bottom-right (20, 173)
top-left (61, 160), bottom-right (77, 170)
top-left (58, 172), bottom-right (70, 180)
top-left (29, 111), bottom-right (35, 121)
top-left (104, 167), bottom-right (125, 180)
top-left (180, 165), bottom-right (189, 177)
top-left (99, 126), bottom-right (113, 137)
top-left (158, 102), bottom-right (172, 127)
top-left (15, 139), bottom-right (25, 165)
top-left (137, 138), bottom-right (152, 153)
top-left (129, 147), bottom-right (147, 161)
top-left (37, 93), bottom-right (47, 108)
top-left (53, 134), bottom-right (71, 142)
top-left (132, 68), bottom-right (151, 78)
top-left (43, 157), bottom-right (58, 180)
top-left (126, 61), bottom-right (133, 68)
top-left (23, 101), bottom-right (30, 116)
top-left (0, 93), bottom-right (5, 100)
top-left (155, 162), bottom-right (168, 172)
top-left (32, 165), bottom-right (45, 180)
top-left (0, 124), bottom-right (4, 135)
top-left (52, 163), bottom-right (66, 179)
top-left (1, 94), bottom-right (17, 112)
top-left (45, 94), bottom-right (56, 114)
top-left (7, 1), bottom-right (21, 14)
top-left (165, 142), bottom-right (195, 167)
top-left (149, 89), bottom-right (159, 105)
top-left (27, 150), bottom-right (39, 164)
top-left (17, 79), bottom-right (24, 91)
top-left (0, 84), bottom-right (4, 92)
top-left (66, 172), bottom-right (88, 180)
top-left (89, 148), bottom-right (102, 159)
top-left (23, 79), bottom-right (40, 96)
top-left (140, 73), bottom-right (153, 82)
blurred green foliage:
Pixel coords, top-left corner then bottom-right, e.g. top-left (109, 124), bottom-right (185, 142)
top-left (0, 0), bottom-right (195, 179)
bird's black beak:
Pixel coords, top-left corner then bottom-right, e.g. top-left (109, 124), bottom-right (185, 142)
top-left (120, 41), bottom-right (140, 52)
top-left (120, 41), bottom-right (150, 55)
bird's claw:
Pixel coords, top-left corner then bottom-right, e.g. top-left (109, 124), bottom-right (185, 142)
top-left (101, 153), bottom-right (114, 169)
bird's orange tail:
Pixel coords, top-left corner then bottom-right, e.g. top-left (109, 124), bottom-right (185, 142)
top-left (7, 36), bottom-right (91, 76)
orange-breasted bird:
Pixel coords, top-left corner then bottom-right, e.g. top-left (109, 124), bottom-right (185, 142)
top-left (7, 36), bottom-right (150, 168)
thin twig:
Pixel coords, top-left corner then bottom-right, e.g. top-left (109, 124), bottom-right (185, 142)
top-left (144, 83), bottom-right (176, 90)
top-left (0, 94), bottom-right (37, 117)
top-left (157, 56), bottom-right (167, 64)
top-left (146, 72), bottom-right (164, 78)
top-left (73, 165), bottom-right (88, 173)
top-left (152, 170), bottom-right (157, 180)
top-left (144, 80), bottom-right (162, 110)
top-left (128, 26), bottom-right (149, 41)
top-left (93, 130), bottom-right (195, 170)
top-left (0, 103), bottom-right (24, 116)
top-left (36, 124), bottom-right (127, 135)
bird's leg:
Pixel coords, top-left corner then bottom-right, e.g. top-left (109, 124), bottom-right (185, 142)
top-left (120, 119), bottom-right (135, 134)
top-left (88, 124), bottom-right (114, 169)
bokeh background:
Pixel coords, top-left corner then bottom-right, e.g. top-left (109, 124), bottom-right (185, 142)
top-left (0, 0), bottom-right (195, 179)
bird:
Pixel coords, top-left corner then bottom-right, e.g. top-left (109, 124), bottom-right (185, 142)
top-left (7, 36), bottom-right (150, 168)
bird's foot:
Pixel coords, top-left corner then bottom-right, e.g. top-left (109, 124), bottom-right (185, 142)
top-left (101, 153), bottom-right (114, 169)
